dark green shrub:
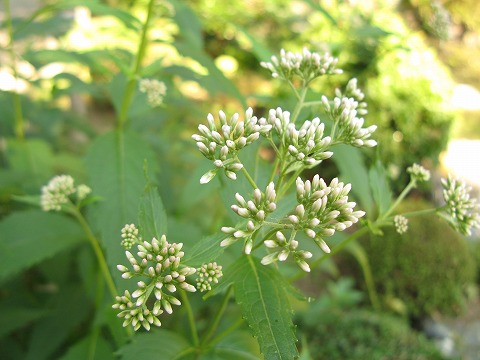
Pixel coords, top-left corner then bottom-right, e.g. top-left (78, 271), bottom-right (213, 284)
top-left (300, 310), bottom-right (445, 360)
top-left (363, 199), bottom-right (476, 317)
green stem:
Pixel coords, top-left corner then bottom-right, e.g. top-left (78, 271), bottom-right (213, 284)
top-left (71, 209), bottom-right (118, 300)
top-left (4, 0), bottom-right (25, 140)
top-left (382, 180), bottom-right (416, 220)
top-left (200, 285), bottom-right (233, 345)
top-left (278, 166), bottom-right (303, 198)
top-left (237, 157), bottom-right (258, 189)
top-left (291, 86), bottom-right (308, 124)
top-left (394, 207), bottom-right (439, 219)
top-left (117, 0), bottom-right (156, 129)
top-left (208, 317), bottom-right (244, 347)
top-left (179, 290), bottom-right (199, 346)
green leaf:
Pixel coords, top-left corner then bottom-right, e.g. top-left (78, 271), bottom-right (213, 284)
top-left (138, 183), bottom-right (168, 242)
top-left (183, 233), bottom-right (225, 268)
top-left (234, 256), bottom-right (299, 360)
top-left (85, 130), bottom-right (156, 284)
top-left (0, 307), bottom-right (47, 338)
top-left (368, 159), bottom-right (392, 217)
top-left (200, 330), bottom-right (261, 359)
top-left (233, 25), bottom-right (273, 62)
top-left (332, 144), bottom-right (373, 215)
top-left (0, 210), bottom-right (84, 282)
top-left (117, 330), bottom-right (192, 360)
top-left (58, 334), bottom-right (114, 360)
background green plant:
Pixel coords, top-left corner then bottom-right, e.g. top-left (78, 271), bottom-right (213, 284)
top-left (1, 0), bottom-right (479, 359)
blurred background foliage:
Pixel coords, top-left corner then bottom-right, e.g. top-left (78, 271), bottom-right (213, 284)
top-left (1, 0), bottom-right (480, 359)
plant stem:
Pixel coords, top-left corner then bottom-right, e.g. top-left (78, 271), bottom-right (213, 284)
top-left (200, 285), bottom-right (233, 345)
top-left (179, 290), bottom-right (199, 346)
top-left (4, 0), bottom-right (25, 140)
top-left (117, 0), bottom-right (156, 129)
top-left (394, 207), bottom-right (439, 219)
top-left (382, 180), bottom-right (415, 220)
top-left (208, 317), bottom-right (244, 347)
top-left (291, 85), bottom-right (308, 124)
top-left (71, 209), bottom-right (118, 300)
top-left (236, 157), bottom-right (258, 189)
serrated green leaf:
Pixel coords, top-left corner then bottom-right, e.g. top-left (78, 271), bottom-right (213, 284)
top-left (0, 307), bottom-right (47, 338)
top-left (368, 159), bottom-right (392, 217)
top-left (85, 130), bottom-right (156, 284)
top-left (0, 210), bottom-right (84, 282)
top-left (183, 233), bottom-right (225, 268)
top-left (138, 184), bottom-right (168, 242)
top-left (332, 144), bottom-right (373, 215)
top-left (117, 330), bottom-right (192, 360)
top-left (234, 256), bottom-right (298, 360)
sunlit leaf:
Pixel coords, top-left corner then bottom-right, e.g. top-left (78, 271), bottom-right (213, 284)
top-left (117, 330), bottom-right (192, 360)
top-left (0, 210), bottom-right (84, 282)
top-left (234, 256), bottom-right (298, 360)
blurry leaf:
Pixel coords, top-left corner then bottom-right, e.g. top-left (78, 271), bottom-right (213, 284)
top-left (200, 330), bottom-right (261, 359)
top-left (138, 183), bottom-right (168, 242)
top-left (58, 334), bottom-right (114, 360)
top-left (179, 160), bottom-right (220, 211)
top-left (171, 0), bottom-right (203, 48)
top-left (332, 144), bottom-right (373, 215)
top-left (302, 0), bottom-right (337, 25)
top-left (6, 139), bottom-right (54, 191)
top-left (352, 24), bottom-right (393, 39)
top-left (0, 210), bottom-right (84, 282)
top-left (85, 130), bottom-right (156, 284)
top-left (0, 307), bottom-right (47, 338)
top-left (234, 25), bottom-right (273, 61)
top-left (117, 330), bottom-right (192, 360)
top-left (25, 285), bottom-right (91, 360)
top-left (368, 159), bottom-right (392, 217)
top-left (183, 233), bottom-right (225, 268)
top-left (234, 256), bottom-right (298, 360)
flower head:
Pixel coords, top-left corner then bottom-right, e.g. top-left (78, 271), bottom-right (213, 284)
top-left (192, 108), bottom-right (271, 184)
top-left (139, 79), bottom-right (167, 107)
top-left (40, 175), bottom-right (76, 211)
top-left (441, 175), bottom-right (479, 236)
top-left (121, 224), bottom-right (141, 249)
top-left (407, 163), bottom-right (431, 183)
top-left (114, 235), bottom-right (196, 331)
top-left (394, 215), bottom-right (409, 234)
top-left (196, 262), bottom-right (223, 292)
top-left (260, 48), bottom-right (342, 83)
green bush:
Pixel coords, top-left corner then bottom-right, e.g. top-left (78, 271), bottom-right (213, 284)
top-left (363, 199), bottom-right (476, 317)
top-left (300, 310), bottom-right (445, 360)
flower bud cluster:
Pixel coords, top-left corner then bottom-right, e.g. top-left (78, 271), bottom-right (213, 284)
top-left (291, 175), bottom-right (366, 253)
top-left (441, 175), bottom-right (480, 236)
top-left (261, 231), bottom-right (313, 272)
top-left (121, 223), bottom-right (141, 249)
top-left (340, 78), bottom-right (367, 115)
top-left (407, 163), bottom-right (431, 183)
top-left (192, 108), bottom-right (272, 184)
top-left (196, 262), bottom-right (223, 292)
top-left (40, 175), bottom-right (91, 211)
top-left (322, 82), bottom-right (377, 148)
top-left (113, 235), bottom-right (196, 331)
top-left (139, 78), bottom-right (167, 107)
top-left (221, 182), bottom-right (277, 254)
top-left (259, 107), bottom-right (333, 171)
top-left (260, 48), bottom-right (343, 83)
top-left (394, 215), bottom-right (409, 234)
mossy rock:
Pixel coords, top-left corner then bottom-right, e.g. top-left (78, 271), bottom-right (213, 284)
top-left (301, 310), bottom-right (445, 360)
top-left (363, 199), bottom-right (476, 318)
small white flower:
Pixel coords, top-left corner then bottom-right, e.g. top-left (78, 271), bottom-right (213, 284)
top-left (394, 215), bottom-right (409, 234)
top-left (196, 262), bottom-right (223, 292)
top-left (407, 163), bottom-right (431, 183)
top-left (139, 79), bottom-right (167, 107)
top-left (40, 175), bottom-right (76, 211)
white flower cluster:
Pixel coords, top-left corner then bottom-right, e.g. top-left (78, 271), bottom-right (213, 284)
top-left (139, 79), bottom-right (167, 107)
top-left (322, 93), bottom-right (376, 148)
top-left (221, 182), bottom-right (277, 254)
top-left (261, 231), bottom-right (313, 272)
top-left (113, 235), bottom-right (196, 331)
top-left (291, 176), bottom-right (365, 252)
top-left (407, 163), bottom-right (431, 183)
top-left (192, 108), bottom-right (272, 184)
top-left (260, 48), bottom-right (342, 83)
top-left (441, 175), bottom-right (480, 236)
top-left (196, 262), bottom-right (223, 292)
top-left (120, 223), bottom-right (141, 249)
top-left (394, 215), bottom-right (409, 234)
top-left (40, 175), bottom-right (91, 211)
top-left (261, 107), bottom-right (333, 171)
